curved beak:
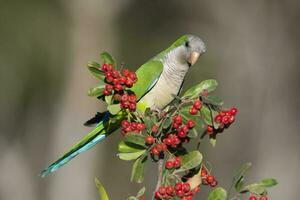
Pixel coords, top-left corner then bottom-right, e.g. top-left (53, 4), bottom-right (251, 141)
top-left (188, 51), bottom-right (200, 66)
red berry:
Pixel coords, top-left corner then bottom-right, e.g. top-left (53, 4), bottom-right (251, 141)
top-left (101, 63), bottom-right (108, 71)
top-left (158, 186), bottom-right (166, 195)
top-left (131, 122), bottom-right (138, 130)
top-left (145, 136), bottom-right (154, 144)
top-left (187, 120), bottom-right (195, 128)
top-left (222, 116), bottom-right (230, 124)
top-left (173, 160), bottom-right (181, 168)
top-left (122, 69), bottom-right (130, 76)
top-left (161, 143), bottom-right (167, 151)
top-left (173, 115), bottom-right (182, 125)
top-left (103, 89), bottom-right (111, 96)
top-left (165, 160), bottom-right (174, 169)
top-left (178, 130), bottom-right (187, 138)
top-left (129, 72), bottom-right (137, 82)
top-left (207, 125), bottom-right (214, 134)
top-left (125, 79), bottom-right (133, 87)
top-left (164, 138), bottom-right (172, 145)
top-left (121, 94), bottom-right (128, 102)
top-left (259, 196), bottom-right (268, 200)
top-left (114, 84), bottom-right (123, 91)
top-left (137, 123), bottom-right (146, 131)
top-left (182, 125), bottom-right (189, 133)
top-left (192, 186), bottom-right (200, 193)
top-left (176, 190), bottom-right (184, 197)
top-left (152, 125), bottom-right (159, 133)
top-left (249, 196), bottom-right (257, 200)
top-left (189, 107), bottom-right (198, 115)
top-left (230, 107), bottom-right (238, 116)
top-left (206, 175), bottom-right (215, 184)
top-left (151, 147), bottom-right (159, 155)
top-left (182, 183), bottom-right (190, 192)
top-left (128, 95), bottom-right (137, 103)
top-left (105, 84), bottom-right (113, 92)
top-left (106, 75), bottom-right (113, 83)
top-left (106, 64), bottom-right (113, 71)
top-left (112, 70), bottom-right (120, 78)
top-left (129, 103), bottom-right (136, 111)
top-left (210, 180), bottom-right (218, 187)
top-left (214, 115), bottom-right (222, 123)
top-left (172, 123), bottom-right (180, 129)
top-left (166, 186), bottom-right (174, 196)
top-left (139, 197), bottom-right (145, 200)
top-left (121, 120), bottom-right (130, 128)
top-left (175, 182), bottom-right (183, 191)
top-left (201, 169), bottom-right (207, 177)
top-left (228, 115), bottom-right (235, 123)
top-left (193, 100), bottom-right (202, 110)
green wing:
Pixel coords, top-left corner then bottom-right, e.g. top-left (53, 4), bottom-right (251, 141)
top-left (131, 59), bottom-right (164, 100)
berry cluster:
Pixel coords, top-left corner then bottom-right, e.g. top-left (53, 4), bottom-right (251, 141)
top-left (101, 63), bottom-right (138, 111)
top-left (189, 100), bottom-right (202, 115)
top-left (119, 93), bottom-right (137, 111)
top-left (249, 195), bottom-right (268, 200)
top-left (206, 107), bottom-right (238, 134)
top-left (214, 107), bottom-right (238, 127)
top-left (165, 157), bottom-right (182, 169)
top-left (150, 143), bottom-right (167, 156)
top-left (161, 115), bottom-right (195, 148)
top-left (200, 168), bottom-right (218, 187)
top-left (121, 120), bottom-right (146, 136)
top-left (155, 182), bottom-right (200, 200)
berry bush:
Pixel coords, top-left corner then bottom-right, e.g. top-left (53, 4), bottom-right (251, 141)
top-left (87, 52), bottom-right (277, 200)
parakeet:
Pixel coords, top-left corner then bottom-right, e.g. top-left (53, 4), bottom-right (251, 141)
top-left (40, 34), bottom-right (206, 177)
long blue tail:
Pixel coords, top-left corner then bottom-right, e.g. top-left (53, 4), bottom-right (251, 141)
top-left (40, 112), bottom-right (114, 177)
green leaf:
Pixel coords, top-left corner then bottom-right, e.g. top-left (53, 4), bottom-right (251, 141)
top-left (131, 157), bottom-right (147, 183)
top-left (208, 187), bottom-right (227, 200)
top-left (118, 150), bottom-right (146, 161)
top-left (105, 95), bottom-right (113, 105)
top-left (233, 162), bottom-right (252, 192)
top-left (107, 104), bottom-right (121, 115)
top-left (87, 61), bottom-right (105, 81)
top-left (188, 128), bottom-right (198, 138)
top-left (100, 52), bottom-right (115, 65)
top-left (124, 133), bottom-right (147, 147)
top-left (200, 105), bottom-right (214, 126)
top-left (87, 84), bottom-right (105, 97)
top-left (136, 187), bottom-right (146, 198)
top-left (235, 176), bottom-right (245, 192)
top-left (203, 95), bottom-right (224, 106)
top-left (118, 141), bottom-right (145, 153)
top-left (245, 183), bottom-right (266, 195)
top-left (163, 117), bottom-right (172, 129)
top-left (95, 177), bottom-right (109, 200)
top-left (183, 79), bottom-right (218, 98)
top-left (258, 178), bottom-right (278, 188)
top-left (177, 151), bottom-right (202, 172)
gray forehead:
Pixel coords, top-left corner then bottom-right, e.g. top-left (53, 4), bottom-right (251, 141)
top-left (187, 35), bottom-right (206, 53)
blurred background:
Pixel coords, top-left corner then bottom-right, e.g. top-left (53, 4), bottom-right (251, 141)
top-left (0, 0), bottom-right (299, 199)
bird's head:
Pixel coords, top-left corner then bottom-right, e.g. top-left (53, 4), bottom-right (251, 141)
top-left (165, 34), bottom-right (206, 67)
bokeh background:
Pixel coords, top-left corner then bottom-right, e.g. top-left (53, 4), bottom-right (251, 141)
top-left (1, 0), bottom-right (299, 199)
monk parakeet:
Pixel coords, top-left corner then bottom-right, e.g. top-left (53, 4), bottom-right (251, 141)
top-left (40, 34), bottom-right (206, 177)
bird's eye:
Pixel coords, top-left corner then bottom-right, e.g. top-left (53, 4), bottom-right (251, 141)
top-left (185, 41), bottom-right (190, 47)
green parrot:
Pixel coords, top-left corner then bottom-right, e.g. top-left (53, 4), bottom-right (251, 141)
top-left (40, 34), bottom-right (206, 177)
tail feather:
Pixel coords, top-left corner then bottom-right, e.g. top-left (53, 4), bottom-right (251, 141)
top-left (40, 123), bottom-right (106, 177)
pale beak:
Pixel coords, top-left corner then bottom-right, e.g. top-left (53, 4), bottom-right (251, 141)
top-left (188, 51), bottom-right (200, 66)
